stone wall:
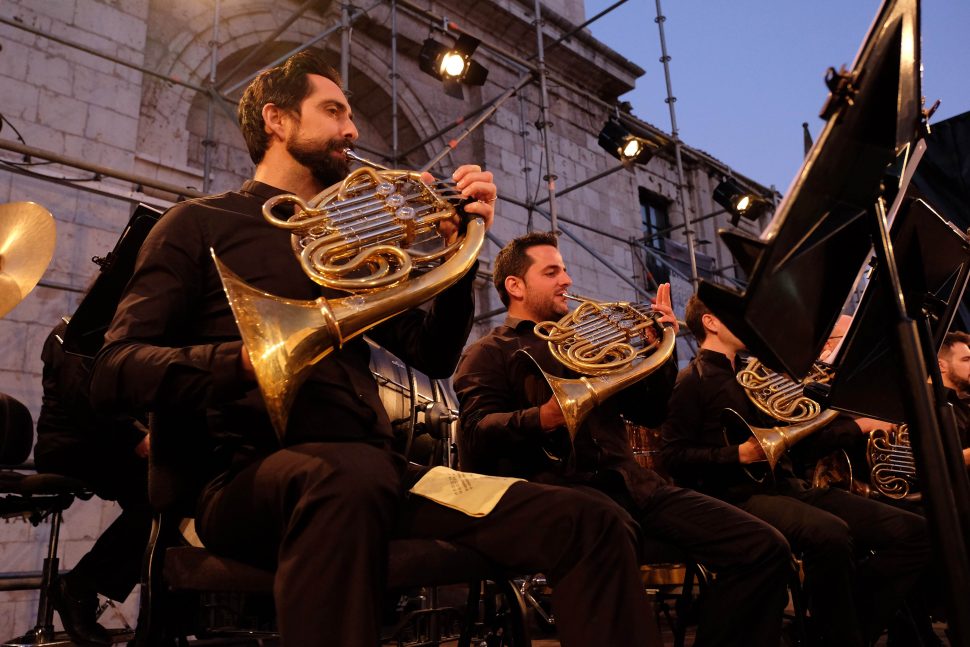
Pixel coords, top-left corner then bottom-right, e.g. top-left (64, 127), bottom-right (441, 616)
top-left (0, 0), bottom-right (769, 636)
top-left (0, 0), bottom-right (152, 633)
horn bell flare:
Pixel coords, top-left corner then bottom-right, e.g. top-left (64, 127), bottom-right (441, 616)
top-left (212, 252), bottom-right (339, 438)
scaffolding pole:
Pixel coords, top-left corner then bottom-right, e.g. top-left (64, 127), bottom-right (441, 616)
top-left (654, 0), bottom-right (699, 287)
top-left (0, 139), bottom-right (205, 200)
top-left (340, 3), bottom-right (352, 91)
top-left (517, 92), bottom-right (536, 232)
top-left (534, 162), bottom-right (628, 206)
top-left (421, 74), bottom-right (533, 172)
top-left (532, 0), bottom-right (559, 233)
top-left (390, 0), bottom-right (400, 164)
top-left (202, 0), bottom-right (222, 193)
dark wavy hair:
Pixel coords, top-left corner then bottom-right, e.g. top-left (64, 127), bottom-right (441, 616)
top-left (684, 294), bottom-right (710, 343)
top-left (492, 232), bottom-right (559, 307)
top-left (237, 50), bottom-right (341, 164)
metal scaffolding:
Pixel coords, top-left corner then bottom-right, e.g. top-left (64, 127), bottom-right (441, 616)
top-left (0, 0), bottom-right (766, 306)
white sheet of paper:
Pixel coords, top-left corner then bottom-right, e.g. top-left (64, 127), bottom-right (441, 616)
top-left (409, 466), bottom-right (523, 517)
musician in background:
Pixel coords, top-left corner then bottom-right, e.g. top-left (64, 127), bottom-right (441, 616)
top-left (661, 294), bottom-right (930, 647)
top-left (34, 319), bottom-right (152, 646)
top-left (786, 314), bottom-right (882, 478)
top-left (455, 232), bottom-right (793, 647)
top-left (89, 51), bottom-right (660, 646)
top-left (937, 330), bottom-right (970, 467)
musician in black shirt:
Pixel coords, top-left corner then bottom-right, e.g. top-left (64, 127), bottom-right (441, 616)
top-left (455, 232), bottom-right (793, 647)
top-left (35, 320), bottom-right (151, 645)
top-left (90, 51), bottom-right (658, 646)
top-left (938, 330), bottom-right (970, 467)
top-left (661, 295), bottom-right (930, 647)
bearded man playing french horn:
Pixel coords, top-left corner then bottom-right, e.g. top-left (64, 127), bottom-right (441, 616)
top-left (89, 51), bottom-right (663, 646)
top-left (454, 232), bottom-right (794, 647)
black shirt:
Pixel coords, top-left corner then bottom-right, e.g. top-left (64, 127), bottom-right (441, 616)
top-left (90, 180), bottom-right (477, 480)
top-left (453, 315), bottom-right (675, 509)
top-left (661, 348), bottom-right (862, 502)
top-left (946, 387), bottom-right (970, 447)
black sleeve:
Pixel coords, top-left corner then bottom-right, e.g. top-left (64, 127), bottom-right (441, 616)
top-left (90, 205), bottom-right (250, 415)
top-left (367, 261), bottom-right (479, 379)
top-left (616, 354), bottom-right (677, 428)
top-left (454, 339), bottom-right (545, 456)
top-left (660, 367), bottom-right (740, 474)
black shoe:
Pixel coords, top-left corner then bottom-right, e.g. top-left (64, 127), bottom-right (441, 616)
top-left (50, 576), bottom-right (113, 645)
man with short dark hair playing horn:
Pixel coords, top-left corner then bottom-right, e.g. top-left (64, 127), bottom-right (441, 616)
top-left (661, 294), bottom-right (930, 647)
top-left (455, 231), bottom-right (793, 647)
top-left (938, 331), bottom-right (970, 469)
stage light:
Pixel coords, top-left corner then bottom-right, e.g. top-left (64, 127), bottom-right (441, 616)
top-left (713, 178), bottom-right (772, 225)
top-left (439, 52), bottom-right (466, 78)
top-left (418, 34), bottom-right (488, 99)
top-left (597, 119), bottom-right (659, 165)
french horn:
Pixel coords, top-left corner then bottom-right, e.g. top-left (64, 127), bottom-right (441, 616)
top-left (867, 424), bottom-right (919, 500)
top-left (736, 357), bottom-right (835, 423)
top-left (212, 150), bottom-right (484, 438)
top-left (736, 357), bottom-right (920, 498)
top-left (526, 295), bottom-right (677, 439)
top-left (729, 356), bottom-right (835, 478)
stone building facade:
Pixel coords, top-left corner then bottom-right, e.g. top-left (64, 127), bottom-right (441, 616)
top-left (0, 0), bottom-right (770, 634)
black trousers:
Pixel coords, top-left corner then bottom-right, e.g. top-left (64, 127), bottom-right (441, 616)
top-left (197, 442), bottom-right (658, 647)
top-left (738, 484), bottom-right (930, 647)
top-left (35, 441), bottom-right (152, 602)
top-left (606, 483), bottom-right (792, 647)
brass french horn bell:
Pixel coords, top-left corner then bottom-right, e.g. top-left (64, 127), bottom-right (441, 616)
top-left (0, 202), bottom-right (56, 318)
top-left (721, 407), bottom-right (839, 472)
top-left (213, 150), bottom-right (484, 438)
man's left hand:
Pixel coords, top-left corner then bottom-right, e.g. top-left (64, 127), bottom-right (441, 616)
top-left (424, 165), bottom-right (496, 243)
top-left (652, 283), bottom-right (679, 334)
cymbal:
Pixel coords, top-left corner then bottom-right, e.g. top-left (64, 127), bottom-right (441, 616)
top-left (0, 201), bottom-right (56, 318)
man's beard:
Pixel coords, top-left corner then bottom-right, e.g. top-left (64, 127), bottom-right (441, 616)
top-left (953, 373), bottom-right (970, 394)
top-left (524, 289), bottom-right (568, 323)
top-left (286, 135), bottom-right (352, 187)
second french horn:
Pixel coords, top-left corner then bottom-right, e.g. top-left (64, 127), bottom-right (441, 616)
top-left (527, 295), bottom-right (677, 439)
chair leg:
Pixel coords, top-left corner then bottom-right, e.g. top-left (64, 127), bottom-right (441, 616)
top-left (457, 581), bottom-right (482, 647)
top-left (4, 511), bottom-right (64, 646)
top-left (494, 579), bottom-right (531, 647)
top-left (787, 565), bottom-right (810, 647)
top-left (672, 562), bottom-right (697, 647)
top-left (135, 516), bottom-right (179, 647)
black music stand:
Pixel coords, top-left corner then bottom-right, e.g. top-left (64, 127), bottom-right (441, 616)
top-left (697, 0), bottom-right (970, 642)
top-left (830, 197), bottom-right (970, 422)
top-left (62, 203), bottom-right (161, 357)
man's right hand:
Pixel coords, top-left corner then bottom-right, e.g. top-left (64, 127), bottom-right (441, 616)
top-left (738, 437), bottom-right (767, 464)
top-left (241, 345), bottom-right (256, 381)
top-left (539, 395), bottom-right (566, 432)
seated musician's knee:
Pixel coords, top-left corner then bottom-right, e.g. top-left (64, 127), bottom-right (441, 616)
top-left (807, 516), bottom-right (853, 558)
top-left (754, 523), bottom-right (794, 570)
top-left (540, 487), bottom-right (638, 563)
top-left (283, 443), bottom-right (399, 514)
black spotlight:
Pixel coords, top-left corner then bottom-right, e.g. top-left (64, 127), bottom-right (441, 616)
top-left (597, 119), bottom-right (659, 165)
top-left (418, 34), bottom-right (488, 99)
top-left (713, 178), bottom-right (772, 225)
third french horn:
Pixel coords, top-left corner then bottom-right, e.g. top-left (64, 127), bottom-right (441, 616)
top-left (726, 357), bottom-right (837, 474)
